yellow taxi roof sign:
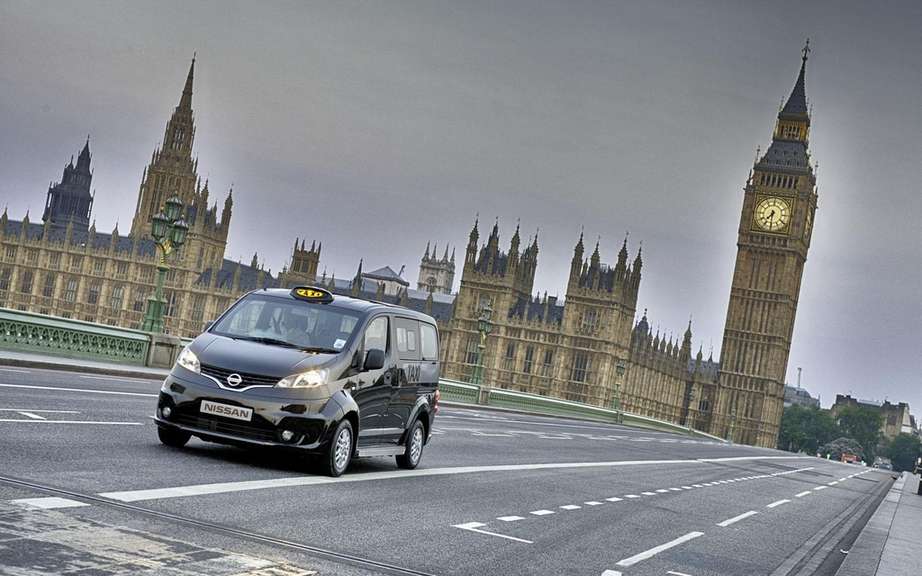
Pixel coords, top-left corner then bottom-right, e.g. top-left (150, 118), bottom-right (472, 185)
top-left (290, 286), bottom-right (334, 303)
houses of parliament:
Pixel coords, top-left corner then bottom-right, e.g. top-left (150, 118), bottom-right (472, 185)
top-left (0, 44), bottom-right (819, 448)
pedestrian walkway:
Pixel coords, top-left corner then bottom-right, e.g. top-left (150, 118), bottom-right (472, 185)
top-left (0, 349), bottom-right (167, 379)
top-left (836, 471), bottom-right (921, 576)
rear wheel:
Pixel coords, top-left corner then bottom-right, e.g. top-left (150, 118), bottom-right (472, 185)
top-left (321, 420), bottom-right (354, 477)
top-left (158, 426), bottom-right (191, 448)
top-left (396, 419), bottom-right (425, 469)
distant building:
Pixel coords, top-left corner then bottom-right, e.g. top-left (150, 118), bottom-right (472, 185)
top-left (784, 385), bottom-right (820, 408)
top-left (417, 242), bottom-right (455, 294)
top-left (361, 263), bottom-right (409, 296)
top-left (830, 394), bottom-right (913, 440)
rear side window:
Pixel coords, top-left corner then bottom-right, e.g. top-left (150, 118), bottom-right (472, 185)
top-left (394, 317), bottom-right (420, 361)
top-left (420, 323), bottom-right (438, 361)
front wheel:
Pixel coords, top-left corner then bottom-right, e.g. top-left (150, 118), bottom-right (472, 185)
top-left (396, 420), bottom-right (425, 469)
top-left (321, 420), bottom-right (354, 477)
top-left (158, 426), bottom-right (191, 448)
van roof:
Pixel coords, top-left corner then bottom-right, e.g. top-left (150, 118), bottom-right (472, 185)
top-left (253, 288), bottom-right (439, 324)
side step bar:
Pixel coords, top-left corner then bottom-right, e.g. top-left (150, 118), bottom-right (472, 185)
top-left (356, 445), bottom-right (405, 458)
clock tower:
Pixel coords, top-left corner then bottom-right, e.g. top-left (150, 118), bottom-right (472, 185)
top-left (713, 41), bottom-right (818, 447)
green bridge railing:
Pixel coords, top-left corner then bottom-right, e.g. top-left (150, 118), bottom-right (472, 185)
top-left (439, 378), bottom-right (726, 442)
top-left (0, 307), bottom-right (188, 367)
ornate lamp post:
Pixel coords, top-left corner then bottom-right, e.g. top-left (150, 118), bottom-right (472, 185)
top-left (472, 302), bottom-right (493, 402)
top-left (141, 195), bottom-right (188, 333)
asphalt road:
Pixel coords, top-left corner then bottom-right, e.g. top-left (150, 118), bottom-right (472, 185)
top-left (0, 365), bottom-right (893, 576)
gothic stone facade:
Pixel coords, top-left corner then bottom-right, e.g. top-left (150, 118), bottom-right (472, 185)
top-left (417, 242), bottom-right (455, 295)
top-left (0, 59), bottom-right (277, 337)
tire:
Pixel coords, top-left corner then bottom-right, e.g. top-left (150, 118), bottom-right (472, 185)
top-left (321, 419), bottom-right (354, 477)
top-left (158, 426), bottom-right (191, 448)
top-left (396, 419), bottom-right (425, 470)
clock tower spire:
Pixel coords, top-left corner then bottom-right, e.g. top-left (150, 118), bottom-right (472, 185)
top-left (711, 41), bottom-right (819, 447)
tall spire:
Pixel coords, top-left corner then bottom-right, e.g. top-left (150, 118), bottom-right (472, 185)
top-left (780, 39), bottom-right (809, 119)
top-left (179, 54), bottom-right (195, 110)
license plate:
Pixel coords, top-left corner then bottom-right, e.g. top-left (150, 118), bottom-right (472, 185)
top-left (200, 400), bottom-right (253, 422)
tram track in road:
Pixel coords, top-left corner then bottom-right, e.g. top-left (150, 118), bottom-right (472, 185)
top-left (0, 473), bottom-right (442, 576)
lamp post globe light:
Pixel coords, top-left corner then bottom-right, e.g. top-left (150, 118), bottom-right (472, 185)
top-left (141, 195), bottom-right (188, 333)
top-left (472, 302), bottom-right (493, 403)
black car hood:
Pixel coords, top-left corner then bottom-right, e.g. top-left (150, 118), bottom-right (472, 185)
top-left (194, 333), bottom-right (338, 377)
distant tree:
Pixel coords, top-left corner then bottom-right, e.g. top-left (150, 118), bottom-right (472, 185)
top-left (836, 406), bottom-right (883, 462)
top-left (886, 434), bottom-right (922, 472)
top-left (779, 405), bottom-right (839, 454)
top-left (819, 437), bottom-right (864, 461)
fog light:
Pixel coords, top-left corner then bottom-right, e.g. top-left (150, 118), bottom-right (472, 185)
top-left (161, 406), bottom-right (172, 419)
top-left (280, 429), bottom-right (295, 442)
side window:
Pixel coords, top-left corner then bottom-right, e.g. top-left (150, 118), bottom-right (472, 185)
top-left (420, 323), bottom-right (438, 361)
top-left (363, 316), bottom-right (389, 352)
top-left (394, 318), bottom-right (421, 361)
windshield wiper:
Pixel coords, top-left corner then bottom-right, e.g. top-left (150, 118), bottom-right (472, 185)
top-left (233, 336), bottom-right (299, 348)
top-left (298, 346), bottom-right (341, 354)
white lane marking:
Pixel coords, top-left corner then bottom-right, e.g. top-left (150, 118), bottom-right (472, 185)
top-left (0, 383), bottom-right (157, 397)
top-left (766, 499), bottom-right (790, 508)
top-left (828, 481), bottom-right (839, 485)
top-left (656, 489), bottom-right (670, 493)
top-left (615, 531), bottom-right (704, 567)
top-left (667, 571), bottom-right (694, 576)
top-left (692, 484), bottom-right (704, 488)
top-left (0, 368), bottom-right (30, 373)
top-left (717, 510), bottom-right (758, 527)
top-left (560, 504), bottom-right (581, 510)
top-left (452, 522), bottom-right (533, 544)
top-left (17, 412), bottom-right (46, 420)
top-left (530, 510), bottom-right (554, 516)
top-left (584, 501), bottom-right (603, 506)
top-left (813, 486), bottom-right (827, 491)
top-left (668, 487), bottom-right (683, 492)
top-left (601, 571), bottom-right (623, 576)
top-left (97, 456), bottom-right (818, 503)
top-left (0, 419), bottom-right (142, 425)
top-left (12, 497), bottom-right (89, 509)
top-left (839, 477), bottom-right (848, 482)
top-left (699, 456), bottom-right (813, 463)
top-left (795, 491), bottom-right (811, 498)
top-left (605, 497), bottom-right (623, 502)
top-left (78, 374), bottom-right (160, 383)
top-left (497, 516), bottom-right (525, 522)
top-left (0, 409), bottom-right (80, 413)
top-left (471, 431), bottom-right (516, 437)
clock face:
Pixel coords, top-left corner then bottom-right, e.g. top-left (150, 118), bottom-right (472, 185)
top-left (754, 197), bottom-right (791, 232)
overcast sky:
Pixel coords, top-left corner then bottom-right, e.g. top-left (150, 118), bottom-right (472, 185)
top-left (1, 1), bottom-right (919, 411)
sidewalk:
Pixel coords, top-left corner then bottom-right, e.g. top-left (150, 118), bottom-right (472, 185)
top-left (836, 471), bottom-right (920, 576)
top-left (0, 349), bottom-right (168, 380)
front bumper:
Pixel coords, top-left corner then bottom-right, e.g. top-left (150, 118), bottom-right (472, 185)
top-left (155, 370), bottom-right (341, 451)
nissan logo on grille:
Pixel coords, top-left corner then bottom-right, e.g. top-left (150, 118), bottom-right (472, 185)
top-left (226, 373), bottom-right (243, 387)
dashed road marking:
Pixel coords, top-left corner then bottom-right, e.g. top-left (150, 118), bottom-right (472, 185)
top-left (584, 501), bottom-right (603, 506)
top-left (625, 494), bottom-right (641, 499)
top-left (497, 516), bottom-right (525, 522)
top-left (452, 522), bottom-right (533, 544)
top-left (813, 486), bottom-right (827, 491)
top-left (560, 504), bottom-right (581, 510)
top-left (614, 531), bottom-right (704, 567)
top-left (795, 491), bottom-right (812, 498)
top-left (667, 571), bottom-right (694, 576)
top-left (605, 497), bottom-right (623, 502)
top-left (0, 383), bottom-right (158, 397)
top-left (0, 419), bottom-right (143, 425)
top-left (656, 489), bottom-right (670, 493)
top-left (717, 510), bottom-right (758, 527)
top-left (766, 499), bottom-right (790, 508)
top-left (530, 509), bottom-right (554, 516)
top-left (641, 491), bottom-right (656, 496)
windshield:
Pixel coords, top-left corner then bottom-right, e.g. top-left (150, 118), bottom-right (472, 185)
top-left (211, 293), bottom-right (361, 352)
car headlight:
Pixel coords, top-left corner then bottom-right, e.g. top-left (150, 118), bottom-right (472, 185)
top-left (276, 369), bottom-right (328, 389)
top-left (176, 348), bottom-right (200, 374)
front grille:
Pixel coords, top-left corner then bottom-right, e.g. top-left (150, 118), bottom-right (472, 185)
top-left (172, 400), bottom-right (277, 442)
top-left (174, 413), bottom-right (277, 442)
top-left (200, 364), bottom-right (280, 388)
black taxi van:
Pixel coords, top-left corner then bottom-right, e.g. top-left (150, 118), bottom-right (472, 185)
top-left (153, 286), bottom-right (440, 476)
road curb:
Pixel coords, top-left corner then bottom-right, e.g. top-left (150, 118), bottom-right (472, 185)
top-left (834, 472), bottom-right (907, 576)
top-left (0, 356), bottom-right (167, 381)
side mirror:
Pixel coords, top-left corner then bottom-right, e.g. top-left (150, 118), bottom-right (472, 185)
top-left (364, 349), bottom-right (386, 371)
